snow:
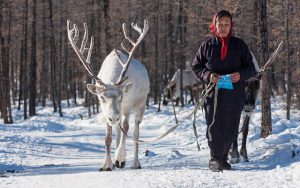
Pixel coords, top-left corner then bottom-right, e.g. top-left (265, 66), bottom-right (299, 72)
top-left (1, 97), bottom-right (300, 188)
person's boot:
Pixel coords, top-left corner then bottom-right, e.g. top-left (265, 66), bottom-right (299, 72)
top-left (208, 158), bottom-right (223, 172)
top-left (223, 158), bottom-right (231, 170)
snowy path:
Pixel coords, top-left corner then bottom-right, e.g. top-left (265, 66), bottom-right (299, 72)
top-left (1, 99), bottom-right (300, 188)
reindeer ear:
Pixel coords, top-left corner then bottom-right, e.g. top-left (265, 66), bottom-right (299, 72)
top-left (121, 82), bottom-right (133, 93)
top-left (86, 84), bottom-right (105, 95)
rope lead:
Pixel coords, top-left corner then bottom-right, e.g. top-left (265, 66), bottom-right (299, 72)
top-left (208, 85), bottom-right (218, 141)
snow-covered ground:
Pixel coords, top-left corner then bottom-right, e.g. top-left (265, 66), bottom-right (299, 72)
top-left (1, 97), bottom-right (300, 188)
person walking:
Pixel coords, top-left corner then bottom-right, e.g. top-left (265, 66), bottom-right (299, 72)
top-left (192, 10), bottom-right (256, 172)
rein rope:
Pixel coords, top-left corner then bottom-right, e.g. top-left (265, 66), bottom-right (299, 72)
top-left (207, 85), bottom-right (218, 142)
top-left (119, 82), bottom-right (216, 143)
top-left (169, 87), bottom-right (179, 124)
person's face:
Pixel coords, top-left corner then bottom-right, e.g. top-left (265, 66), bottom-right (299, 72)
top-left (216, 16), bottom-right (231, 37)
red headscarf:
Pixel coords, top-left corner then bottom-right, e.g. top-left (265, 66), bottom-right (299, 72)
top-left (210, 11), bottom-right (233, 61)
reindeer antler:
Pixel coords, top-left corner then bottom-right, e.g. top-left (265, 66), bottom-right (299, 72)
top-left (67, 20), bottom-right (105, 85)
top-left (259, 41), bottom-right (283, 72)
top-left (115, 19), bottom-right (149, 86)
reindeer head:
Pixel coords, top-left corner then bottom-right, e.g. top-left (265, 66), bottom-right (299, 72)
top-left (243, 39), bottom-right (283, 113)
top-left (243, 41), bottom-right (283, 113)
top-left (243, 74), bottom-right (262, 113)
top-left (162, 79), bottom-right (177, 105)
top-left (87, 83), bottom-right (132, 125)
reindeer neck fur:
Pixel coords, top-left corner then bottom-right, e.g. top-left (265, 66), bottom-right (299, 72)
top-left (98, 50), bottom-right (150, 113)
top-left (98, 50), bottom-right (124, 85)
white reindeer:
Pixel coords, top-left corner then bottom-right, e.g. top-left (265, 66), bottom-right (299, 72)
top-left (67, 20), bottom-right (149, 171)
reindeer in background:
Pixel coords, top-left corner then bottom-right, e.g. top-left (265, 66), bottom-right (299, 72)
top-left (67, 20), bottom-right (149, 171)
top-left (163, 62), bottom-right (202, 106)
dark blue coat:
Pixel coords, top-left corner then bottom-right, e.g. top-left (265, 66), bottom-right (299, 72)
top-left (192, 36), bottom-right (256, 159)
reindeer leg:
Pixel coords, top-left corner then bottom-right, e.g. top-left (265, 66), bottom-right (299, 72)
top-left (132, 120), bottom-right (141, 169)
top-left (131, 105), bottom-right (146, 169)
top-left (190, 88), bottom-right (195, 105)
top-left (240, 115), bottom-right (250, 162)
top-left (175, 98), bottom-right (179, 106)
top-left (162, 96), bottom-right (169, 105)
top-left (115, 116), bottom-right (129, 168)
top-left (229, 140), bottom-right (240, 164)
top-left (116, 123), bottom-right (121, 149)
top-left (99, 123), bottom-right (114, 171)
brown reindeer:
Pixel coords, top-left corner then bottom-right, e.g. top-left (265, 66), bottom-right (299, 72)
top-left (229, 42), bottom-right (283, 163)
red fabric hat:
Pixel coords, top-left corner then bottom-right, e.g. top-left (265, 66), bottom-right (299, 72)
top-left (210, 10), bottom-right (233, 61)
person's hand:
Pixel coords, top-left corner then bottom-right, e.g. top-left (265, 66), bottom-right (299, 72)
top-left (210, 73), bottom-right (220, 84)
top-left (231, 72), bottom-right (240, 83)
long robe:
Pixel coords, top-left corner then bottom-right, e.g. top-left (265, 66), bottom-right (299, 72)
top-left (192, 36), bottom-right (256, 160)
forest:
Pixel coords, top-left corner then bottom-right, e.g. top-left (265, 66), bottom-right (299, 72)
top-left (0, 0), bottom-right (299, 137)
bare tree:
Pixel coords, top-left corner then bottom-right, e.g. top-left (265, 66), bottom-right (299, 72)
top-left (0, 0), bottom-right (12, 123)
top-left (178, 0), bottom-right (187, 108)
top-left (0, 0), bottom-right (4, 121)
top-left (103, 0), bottom-right (111, 53)
top-left (153, 0), bottom-right (159, 105)
top-left (63, 5), bottom-right (70, 107)
top-left (7, 0), bottom-right (13, 123)
top-left (29, 0), bottom-right (37, 116)
top-left (285, 0), bottom-right (292, 120)
top-left (259, 0), bottom-right (272, 138)
top-left (39, 0), bottom-right (48, 107)
top-left (8, 0), bottom-right (16, 109)
top-left (48, 0), bottom-right (62, 116)
top-left (18, 0), bottom-right (29, 120)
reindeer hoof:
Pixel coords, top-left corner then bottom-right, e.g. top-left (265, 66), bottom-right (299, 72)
top-left (115, 161), bottom-right (119, 168)
top-left (243, 158), bottom-right (249, 162)
top-left (115, 161), bottom-right (126, 168)
top-left (99, 167), bottom-right (113, 171)
top-left (131, 165), bottom-right (142, 169)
